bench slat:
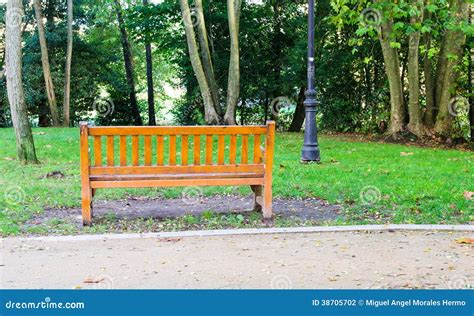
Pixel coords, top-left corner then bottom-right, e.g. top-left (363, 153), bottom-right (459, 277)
top-left (193, 134), bottom-right (200, 165)
top-left (89, 125), bottom-right (267, 136)
top-left (253, 134), bottom-right (262, 163)
top-left (217, 135), bottom-right (225, 165)
top-left (93, 136), bottom-right (102, 167)
top-left (91, 177), bottom-right (265, 189)
top-left (229, 135), bottom-right (237, 164)
top-left (91, 172), bottom-right (263, 181)
top-left (144, 135), bottom-right (152, 166)
top-left (241, 135), bottom-right (248, 164)
top-left (90, 164), bottom-right (264, 175)
top-left (132, 136), bottom-right (139, 166)
top-left (169, 135), bottom-right (176, 165)
top-left (157, 135), bottom-right (164, 166)
top-left (107, 136), bottom-right (114, 166)
top-left (182, 135), bottom-right (188, 166)
top-left (206, 135), bottom-right (213, 165)
top-left (120, 136), bottom-right (127, 166)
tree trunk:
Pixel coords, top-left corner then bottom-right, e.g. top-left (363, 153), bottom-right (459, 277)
top-left (288, 86), bottom-right (306, 132)
top-left (434, 0), bottom-right (469, 135)
top-left (179, 0), bottom-right (220, 124)
top-left (6, 0), bottom-right (39, 163)
top-left (407, 0), bottom-right (423, 137)
top-left (422, 31), bottom-right (436, 127)
top-left (33, 0), bottom-right (60, 127)
top-left (195, 0), bottom-right (220, 114)
top-left (468, 4), bottom-right (473, 142)
top-left (224, 0), bottom-right (242, 125)
top-left (142, 0), bottom-right (156, 126)
top-left (62, 0), bottom-right (73, 127)
top-left (378, 17), bottom-right (405, 136)
top-left (114, 0), bottom-right (142, 126)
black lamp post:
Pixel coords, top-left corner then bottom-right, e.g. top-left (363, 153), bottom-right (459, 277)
top-left (301, 0), bottom-right (320, 162)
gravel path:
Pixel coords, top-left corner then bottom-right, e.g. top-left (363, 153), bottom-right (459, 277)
top-left (1, 230), bottom-right (472, 289)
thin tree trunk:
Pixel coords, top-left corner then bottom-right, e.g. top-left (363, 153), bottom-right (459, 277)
top-left (180, 0), bottom-right (220, 124)
top-left (6, 0), bottom-right (39, 163)
top-left (423, 31), bottom-right (436, 127)
top-left (434, 0), bottom-right (469, 135)
top-left (407, 0), bottom-right (423, 137)
top-left (143, 0), bottom-right (156, 126)
top-left (195, 0), bottom-right (220, 114)
top-left (33, 0), bottom-right (60, 127)
top-left (62, 0), bottom-right (73, 127)
top-left (224, 0), bottom-right (242, 125)
top-left (288, 86), bottom-right (306, 132)
top-left (378, 17), bottom-right (405, 136)
top-left (114, 0), bottom-right (142, 126)
top-left (468, 4), bottom-right (473, 142)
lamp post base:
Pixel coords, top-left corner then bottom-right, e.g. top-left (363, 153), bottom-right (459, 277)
top-left (301, 145), bottom-right (320, 163)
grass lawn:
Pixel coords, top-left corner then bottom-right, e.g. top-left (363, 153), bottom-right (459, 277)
top-left (0, 127), bottom-right (472, 235)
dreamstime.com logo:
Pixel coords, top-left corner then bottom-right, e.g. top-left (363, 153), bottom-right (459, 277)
top-left (183, 6), bottom-right (200, 28)
top-left (360, 8), bottom-right (381, 27)
top-left (271, 275), bottom-right (292, 289)
top-left (92, 96), bottom-right (115, 117)
top-left (359, 185), bottom-right (381, 205)
top-left (270, 96), bottom-right (293, 117)
top-left (448, 96), bottom-right (468, 117)
top-left (3, 186), bottom-right (25, 205)
top-left (5, 297), bottom-right (85, 310)
top-left (181, 187), bottom-right (204, 205)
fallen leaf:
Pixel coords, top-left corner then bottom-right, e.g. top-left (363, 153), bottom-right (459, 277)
top-left (83, 276), bottom-right (104, 284)
top-left (400, 152), bottom-right (414, 156)
top-left (463, 191), bottom-right (473, 200)
top-left (455, 238), bottom-right (474, 244)
top-left (3, 157), bottom-right (14, 161)
top-left (158, 238), bottom-right (181, 243)
top-left (33, 132), bottom-right (47, 135)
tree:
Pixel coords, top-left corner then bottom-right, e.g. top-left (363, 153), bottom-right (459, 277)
top-left (62, 0), bottom-right (73, 127)
top-left (407, 0), bottom-right (423, 137)
top-left (143, 0), bottom-right (156, 126)
top-left (434, 0), bottom-right (469, 135)
top-left (63, 0), bottom-right (73, 127)
top-left (6, 0), bottom-right (39, 163)
top-left (33, 0), bottom-right (60, 127)
top-left (114, 0), bottom-right (143, 125)
top-left (180, 0), bottom-right (242, 124)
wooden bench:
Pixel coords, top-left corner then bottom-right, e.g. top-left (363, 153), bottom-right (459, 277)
top-left (79, 122), bottom-right (275, 225)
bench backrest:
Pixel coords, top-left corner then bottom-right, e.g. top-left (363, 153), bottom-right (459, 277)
top-left (80, 122), bottom-right (275, 176)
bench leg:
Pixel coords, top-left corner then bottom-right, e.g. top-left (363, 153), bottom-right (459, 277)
top-left (262, 184), bottom-right (272, 219)
top-left (82, 187), bottom-right (93, 226)
top-left (250, 185), bottom-right (263, 212)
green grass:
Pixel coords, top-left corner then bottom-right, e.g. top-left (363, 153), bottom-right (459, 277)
top-left (0, 128), bottom-right (472, 235)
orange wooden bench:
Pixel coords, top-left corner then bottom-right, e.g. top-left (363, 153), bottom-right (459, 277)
top-left (79, 122), bottom-right (275, 225)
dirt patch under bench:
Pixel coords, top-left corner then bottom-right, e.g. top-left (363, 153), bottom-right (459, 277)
top-left (27, 195), bottom-right (342, 228)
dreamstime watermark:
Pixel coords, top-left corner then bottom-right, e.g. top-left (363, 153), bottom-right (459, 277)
top-left (270, 96), bottom-right (293, 117)
top-left (360, 8), bottom-right (381, 27)
top-left (183, 6), bottom-right (200, 28)
top-left (448, 275), bottom-right (471, 289)
top-left (3, 186), bottom-right (25, 205)
top-left (92, 97), bottom-right (115, 117)
top-left (359, 185), bottom-right (381, 205)
top-left (5, 297), bottom-right (85, 310)
top-left (92, 275), bottom-right (114, 289)
top-left (6, 8), bottom-right (23, 29)
top-left (181, 187), bottom-right (204, 205)
top-left (271, 274), bottom-right (292, 289)
top-left (448, 96), bottom-right (468, 117)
